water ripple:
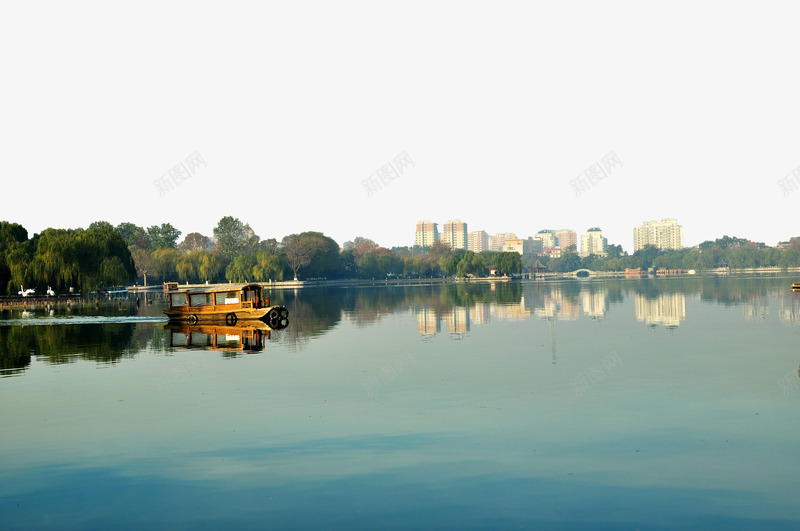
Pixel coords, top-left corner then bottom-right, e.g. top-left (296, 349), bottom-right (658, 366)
top-left (0, 316), bottom-right (169, 327)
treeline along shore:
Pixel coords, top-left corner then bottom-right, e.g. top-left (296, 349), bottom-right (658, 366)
top-left (2, 219), bottom-right (800, 297)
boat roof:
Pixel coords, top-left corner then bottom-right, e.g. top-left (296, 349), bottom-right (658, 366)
top-left (167, 283), bottom-right (263, 295)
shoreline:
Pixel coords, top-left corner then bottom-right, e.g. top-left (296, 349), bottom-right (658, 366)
top-left (125, 266), bottom-right (800, 292)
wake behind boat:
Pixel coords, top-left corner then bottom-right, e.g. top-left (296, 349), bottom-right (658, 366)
top-left (163, 283), bottom-right (288, 328)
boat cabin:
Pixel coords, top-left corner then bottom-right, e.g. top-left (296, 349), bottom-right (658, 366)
top-left (168, 284), bottom-right (268, 310)
top-left (164, 283), bottom-right (279, 324)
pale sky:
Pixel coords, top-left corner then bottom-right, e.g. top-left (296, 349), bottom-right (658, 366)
top-left (2, 1), bottom-right (799, 253)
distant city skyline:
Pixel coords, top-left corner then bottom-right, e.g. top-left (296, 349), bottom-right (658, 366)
top-left (414, 218), bottom-right (692, 256)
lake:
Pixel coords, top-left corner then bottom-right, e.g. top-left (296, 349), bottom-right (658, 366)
top-left (2, 276), bottom-right (800, 529)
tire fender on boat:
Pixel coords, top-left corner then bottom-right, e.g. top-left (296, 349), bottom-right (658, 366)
top-left (225, 313), bottom-right (238, 325)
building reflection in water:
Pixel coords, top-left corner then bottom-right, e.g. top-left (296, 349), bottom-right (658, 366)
top-left (635, 293), bottom-right (686, 329)
top-left (581, 290), bottom-right (607, 320)
top-left (743, 296), bottom-right (769, 321)
top-left (415, 295), bottom-right (531, 340)
top-left (446, 306), bottom-right (470, 339)
top-left (417, 308), bottom-right (440, 338)
top-left (411, 280), bottom-right (795, 341)
top-left (778, 292), bottom-right (800, 325)
top-left (532, 287), bottom-right (579, 321)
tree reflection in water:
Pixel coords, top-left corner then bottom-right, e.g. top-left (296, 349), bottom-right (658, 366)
top-left (3, 276), bottom-right (798, 374)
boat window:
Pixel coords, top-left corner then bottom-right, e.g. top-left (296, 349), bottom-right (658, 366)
top-left (243, 287), bottom-right (260, 304)
top-left (189, 293), bottom-right (212, 306)
top-left (171, 332), bottom-right (188, 347)
top-left (189, 332), bottom-right (213, 346)
top-left (216, 334), bottom-right (240, 348)
top-left (170, 293), bottom-right (188, 307)
top-left (215, 291), bottom-right (239, 305)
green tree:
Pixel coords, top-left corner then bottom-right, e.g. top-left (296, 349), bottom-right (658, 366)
top-left (99, 256), bottom-right (129, 286)
top-left (175, 253), bottom-right (197, 283)
top-left (77, 224), bottom-right (136, 290)
top-left (631, 244), bottom-right (662, 270)
top-left (494, 252), bottom-right (522, 276)
top-left (213, 216), bottom-right (259, 261)
top-left (179, 232), bottom-right (213, 253)
top-left (606, 243), bottom-right (624, 259)
top-left (88, 221), bottom-right (114, 231)
top-left (304, 232), bottom-right (341, 278)
top-left (442, 249), bottom-right (467, 277)
top-left (558, 252), bottom-right (582, 272)
top-left (343, 237), bottom-right (380, 261)
top-left (116, 222), bottom-right (151, 249)
top-left (151, 248), bottom-right (180, 282)
top-left (5, 240), bottom-right (34, 294)
top-left (257, 238), bottom-right (279, 254)
top-left (281, 232), bottom-right (338, 280)
top-left (226, 254), bottom-right (257, 283)
top-left (339, 249), bottom-right (358, 278)
top-left (129, 245), bottom-right (154, 286)
top-left (148, 223), bottom-right (181, 250)
top-left (252, 251), bottom-right (284, 282)
top-left (0, 222), bottom-right (29, 294)
top-left (31, 228), bottom-right (80, 291)
top-left (196, 250), bottom-right (224, 283)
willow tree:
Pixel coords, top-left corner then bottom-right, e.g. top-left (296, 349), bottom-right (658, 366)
top-left (175, 254), bottom-right (197, 283)
top-left (225, 254), bottom-right (256, 283)
top-left (32, 228), bottom-right (80, 291)
top-left (0, 222), bottom-right (30, 294)
top-left (196, 250), bottom-right (223, 283)
top-left (252, 250), bottom-right (284, 282)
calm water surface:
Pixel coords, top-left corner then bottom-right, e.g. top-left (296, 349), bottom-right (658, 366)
top-left (2, 277), bottom-right (800, 529)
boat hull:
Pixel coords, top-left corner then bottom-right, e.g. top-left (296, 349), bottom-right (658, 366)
top-left (164, 305), bottom-right (289, 328)
top-left (164, 307), bottom-right (270, 323)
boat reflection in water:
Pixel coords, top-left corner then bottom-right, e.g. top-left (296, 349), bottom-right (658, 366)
top-left (166, 318), bottom-right (287, 354)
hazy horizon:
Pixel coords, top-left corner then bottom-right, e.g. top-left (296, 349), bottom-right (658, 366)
top-left (2, 2), bottom-right (798, 254)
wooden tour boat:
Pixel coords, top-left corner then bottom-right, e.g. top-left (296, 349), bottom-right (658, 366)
top-left (163, 283), bottom-right (289, 327)
top-left (792, 282), bottom-right (800, 292)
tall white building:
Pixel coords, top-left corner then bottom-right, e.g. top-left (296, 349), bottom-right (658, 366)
top-left (468, 230), bottom-right (489, 253)
top-left (534, 230), bottom-right (557, 249)
top-left (415, 220), bottom-right (438, 248)
top-left (634, 219), bottom-right (684, 251)
top-left (580, 227), bottom-right (607, 257)
top-left (442, 220), bottom-right (468, 250)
